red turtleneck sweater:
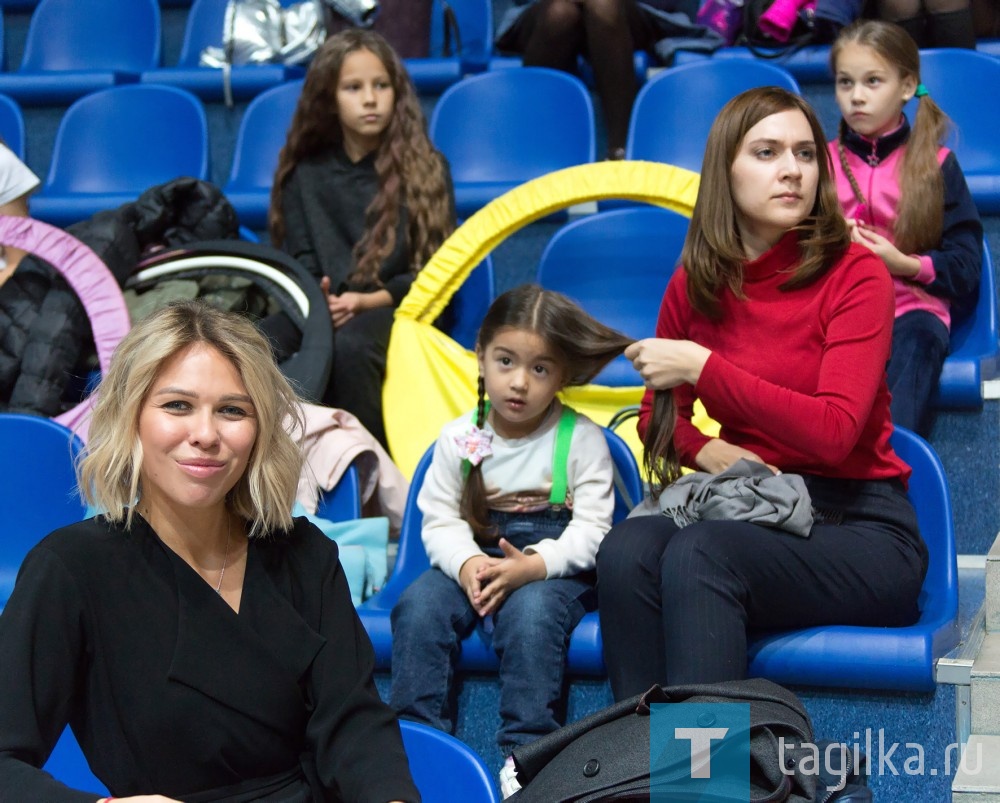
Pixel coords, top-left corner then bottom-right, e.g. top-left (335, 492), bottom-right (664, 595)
top-left (638, 232), bottom-right (910, 484)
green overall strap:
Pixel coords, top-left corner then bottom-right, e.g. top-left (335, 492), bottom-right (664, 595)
top-left (548, 405), bottom-right (577, 506)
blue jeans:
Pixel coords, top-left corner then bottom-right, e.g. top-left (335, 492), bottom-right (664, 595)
top-left (389, 509), bottom-right (596, 754)
top-left (888, 310), bottom-right (950, 437)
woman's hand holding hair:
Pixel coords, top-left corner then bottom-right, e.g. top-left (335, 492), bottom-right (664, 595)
top-left (626, 338), bottom-right (711, 390)
top-left (696, 438), bottom-right (779, 475)
top-left (850, 220), bottom-right (921, 279)
top-left (473, 540), bottom-right (546, 617)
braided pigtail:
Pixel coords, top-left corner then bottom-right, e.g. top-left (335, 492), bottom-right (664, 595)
top-left (838, 119), bottom-right (867, 208)
top-left (459, 376), bottom-right (497, 544)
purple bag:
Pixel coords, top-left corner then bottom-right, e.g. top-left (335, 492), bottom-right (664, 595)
top-left (696, 0), bottom-right (745, 45)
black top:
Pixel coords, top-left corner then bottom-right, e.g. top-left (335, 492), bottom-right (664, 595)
top-left (0, 515), bottom-right (420, 803)
top-left (280, 146), bottom-right (454, 307)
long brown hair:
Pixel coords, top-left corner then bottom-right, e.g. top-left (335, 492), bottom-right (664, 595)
top-left (830, 19), bottom-right (948, 255)
top-left (269, 29), bottom-right (453, 284)
top-left (460, 284), bottom-right (648, 540)
top-left (681, 87), bottom-right (849, 319)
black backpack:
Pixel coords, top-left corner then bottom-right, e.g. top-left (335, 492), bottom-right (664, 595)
top-left (508, 678), bottom-right (870, 802)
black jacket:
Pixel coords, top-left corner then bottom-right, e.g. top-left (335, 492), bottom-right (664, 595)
top-left (0, 178), bottom-right (239, 417)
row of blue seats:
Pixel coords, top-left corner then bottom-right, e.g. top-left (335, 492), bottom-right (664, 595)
top-left (0, 0), bottom-right (493, 103)
top-left (0, 405), bottom-right (962, 699)
top-left (8, 48), bottom-right (998, 230)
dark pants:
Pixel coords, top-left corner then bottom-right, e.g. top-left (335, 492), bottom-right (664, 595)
top-left (596, 476), bottom-right (928, 700)
top-left (322, 306), bottom-right (395, 450)
top-left (390, 510), bottom-right (596, 755)
top-left (887, 310), bottom-right (950, 438)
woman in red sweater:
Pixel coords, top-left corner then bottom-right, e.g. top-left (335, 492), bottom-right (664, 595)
top-left (596, 86), bottom-right (929, 700)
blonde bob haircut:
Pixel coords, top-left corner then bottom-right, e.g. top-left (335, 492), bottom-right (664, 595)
top-left (681, 86), bottom-right (850, 319)
top-left (77, 300), bottom-right (304, 537)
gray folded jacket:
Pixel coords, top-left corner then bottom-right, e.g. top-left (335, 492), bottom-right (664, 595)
top-left (630, 458), bottom-right (815, 537)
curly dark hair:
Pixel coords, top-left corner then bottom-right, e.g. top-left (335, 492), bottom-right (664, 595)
top-left (269, 29), bottom-right (453, 285)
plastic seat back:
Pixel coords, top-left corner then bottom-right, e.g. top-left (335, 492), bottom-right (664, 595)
top-left (19, 0), bottom-right (160, 72)
top-left (429, 0), bottom-right (492, 71)
top-left (316, 463), bottom-right (363, 523)
top-left (936, 237), bottom-right (1000, 406)
top-left (627, 59), bottom-right (800, 170)
top-left (223, 80), bottom-right (303, 228)
top-left (537, 206), bottom-right (689, 386)
top-left (747, 426), bottom-right (959, 691)
top-left (30, 85), bottom-right (209, 225)
top-left (0, 414), bottom-right (87, 608)
top-left (436, 254), bottom-right (496, 351)
top-left (0, 93), bottom-right (26, 160)
top-left (400, 719), bottom-right (500, 803)
top-left (430, 67), bottom-right (596, 217)
top-left (912, 49), bottom-right (1000, 213)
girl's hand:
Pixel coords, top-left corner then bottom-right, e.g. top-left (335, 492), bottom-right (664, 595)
top-left (327, 292), bottom-right (368, 328)
top-left (850, 221), bottom-right (920, 279)
top-left (474, 539), bottom-right (546, 616)
top-left (459, 554), bottom-right (496, 615)
top-left (695, 438), bottom-right (779, 475)
top-left (625, 338), bottom-right (711, 390)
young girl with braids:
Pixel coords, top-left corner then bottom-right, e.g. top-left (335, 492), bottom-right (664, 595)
top-left (829, 19), bottom-right (982, 436)
top-left (269, 29), bottom-right (454, 448)
top-left (389, 284), bottom-right (669, 797)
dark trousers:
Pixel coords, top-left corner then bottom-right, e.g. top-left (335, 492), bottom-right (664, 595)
top-left (887, 310), bottom-right (950, 438)
top-left (322, 306), bottom-right (395, 450)
top-left (596, 476), bottom-right (928, 700)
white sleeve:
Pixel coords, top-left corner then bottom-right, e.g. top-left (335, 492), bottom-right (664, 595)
top-left (417, 427), bottom-right (486, 584)
top-left (523, 417), bottom-right (615, 578)
top-left (0, 143), bottom-right (40, 207)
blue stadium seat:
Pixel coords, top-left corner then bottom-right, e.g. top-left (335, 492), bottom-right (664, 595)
top-left (0, 413), bottom-right (87, 610)
top-left (358, 427), bottom-right (644, 674)
top-left (489, 51), bottom-right (651, 91)
top-left (139, 0), bottom-right (304, 102)
top-left (747, 426), bottom-right (959, 691)
top-left (404, 0), bottom-right (493, 93)
top-left (0, 92), bottom-right (26, 160)
top-left (29, 85), bottom-right (210, 227)
top-left (0, 0), bottom-right (160, 105)
top-left (435, 254), bottom-right (496, 351)
top-left (316, 462), bottom-right (364, 523)
top-left (627, 59), bottom-right (800, 170)
top-left (42, 728), bottom-right (108, 798)
top-left (673, 43), bottom-right (834, 83)
top-left (935, 237), bottom-right (1000, 407)
top-left (429, 67), bottom-right (596, 218)
top-left (536, 206), bottom-right (689, 386)
top-left (223, 80), bottom-right (302, 229)
top-left (909, 48), bottom-right (1000, 214)
top-left (400, 720), bottom-right (500, 803)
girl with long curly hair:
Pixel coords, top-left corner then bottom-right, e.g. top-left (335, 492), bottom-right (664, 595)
top-left (270, 29), bottom-right (454, 448)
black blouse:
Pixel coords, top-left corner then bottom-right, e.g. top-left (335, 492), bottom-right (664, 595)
top-left (0, 515), bottom-right (419, 803)
top-left (279, 147), bottom-right (454, 307)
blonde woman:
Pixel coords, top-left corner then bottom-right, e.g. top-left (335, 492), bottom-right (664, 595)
top-left (0, 301), bottom-right (417, 803)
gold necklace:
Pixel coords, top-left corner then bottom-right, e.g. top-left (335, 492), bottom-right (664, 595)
top-left (215, 516), bottom-right (232, 595)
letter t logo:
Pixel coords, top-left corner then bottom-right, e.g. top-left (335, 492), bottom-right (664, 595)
top-left (674, 727), bottom-right (729, 778)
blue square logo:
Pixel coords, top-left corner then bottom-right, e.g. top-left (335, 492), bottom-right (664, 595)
top-left (649, 702), bottom-right (750, 801)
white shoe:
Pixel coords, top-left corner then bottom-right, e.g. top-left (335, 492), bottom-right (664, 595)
top-left (499, 755), bottom-right (522, 799)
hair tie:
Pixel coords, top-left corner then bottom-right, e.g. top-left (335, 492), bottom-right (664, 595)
top-left (914, 83), bottom-right (929, 98)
